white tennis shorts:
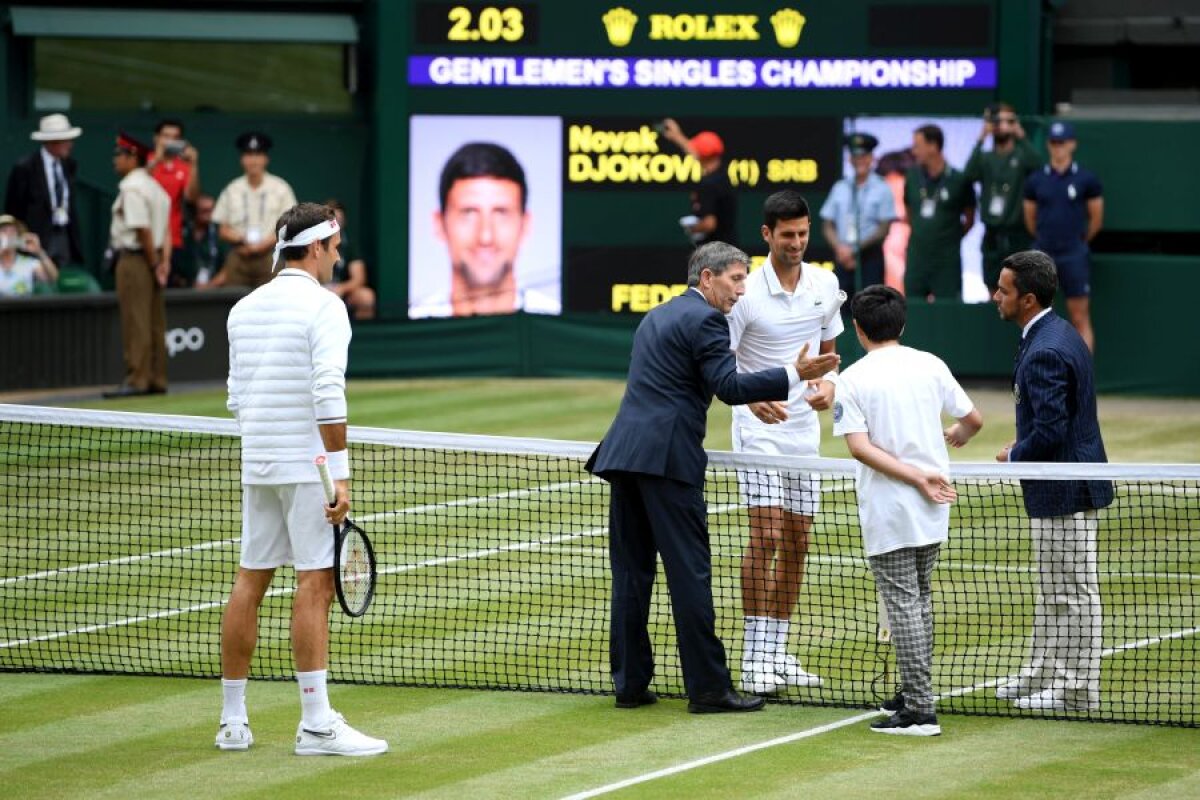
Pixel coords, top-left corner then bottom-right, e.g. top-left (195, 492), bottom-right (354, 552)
top-left (240, 483), bottom-right (334, 571)
top-left (732, 423), bottom-right (821, 516)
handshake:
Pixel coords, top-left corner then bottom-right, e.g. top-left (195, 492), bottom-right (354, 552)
top-left (750, 344), bottom-right (841, 425)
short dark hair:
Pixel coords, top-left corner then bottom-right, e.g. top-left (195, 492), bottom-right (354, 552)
top-left (914, 124), bottom-right (944, 151)
top-left (155, 118), bottom-right (184, 135)
top-left (438, 142), bottom-right (527, 211)
top-left (762, 190), bottom-right (810, 231)
top-left (851, 285), bottom-right (906, 342)
top-left (276, 202), bottom-right (336, 263)
top-left (1001, 250), bottom-right (1057, 309)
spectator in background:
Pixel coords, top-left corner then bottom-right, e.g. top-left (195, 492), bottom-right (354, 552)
top-left (0, 214), bottom-right (58, 296)
top-left (323, 200), bottom-right (376, 320)
top-left (148, 118), bottom-right (201, 281)
top-left (4, 114), bottom-right (84, 271)
top-left (205, 132), bottom-right (297, 289)
top-left (963, 103), bottom-right (1040, 294)
top-left (179, 193), bottom-right (223, 287)
top-left (1023, 121), bottom-right (1103, 352)
top-left (904, 124), bottom-right (976, 302)
top-left (104, 132), bottom-right (171, 399)
top-left (820, 132), bottom-right (895, 317)
top-left (876, 148), bottom-right (914, 291)
top-left (660, 119), bottom-right (737, 247)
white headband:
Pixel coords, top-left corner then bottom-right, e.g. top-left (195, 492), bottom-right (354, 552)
top-left (272, 218), bottom-right (340, 270)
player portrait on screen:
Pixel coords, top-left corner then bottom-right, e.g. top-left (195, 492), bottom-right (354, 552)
top-left (408, 115), bottom-right (562, 319)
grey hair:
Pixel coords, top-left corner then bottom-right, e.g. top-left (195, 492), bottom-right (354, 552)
top-left (687, 241), bottom-right (750, 287)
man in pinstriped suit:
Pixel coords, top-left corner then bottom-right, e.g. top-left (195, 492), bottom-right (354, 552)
top-left (992, 249), bottom-right (1114, 713)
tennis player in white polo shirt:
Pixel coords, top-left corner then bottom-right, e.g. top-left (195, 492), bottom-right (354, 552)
top-left (217, 201), bottom-right (386, 756)
top-left (728, 190), bottom-right (844, 694)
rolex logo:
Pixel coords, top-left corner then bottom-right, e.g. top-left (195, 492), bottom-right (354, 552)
top-left (770, 8), bottom-right (807, 48)
top-left (603, 7), bottom-right (638, 47)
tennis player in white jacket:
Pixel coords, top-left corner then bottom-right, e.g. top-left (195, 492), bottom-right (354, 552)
top-left (216, 201), bottom-right (386, 756)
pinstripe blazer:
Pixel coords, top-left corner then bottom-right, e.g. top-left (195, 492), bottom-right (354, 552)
top-left (587, 289), bottom-right (788, 488)
top-left (1010, 312), bottom-right (1114, 518)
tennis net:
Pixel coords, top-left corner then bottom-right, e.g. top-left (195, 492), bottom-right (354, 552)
top-left (2, 404), bottom-right (1197, 726)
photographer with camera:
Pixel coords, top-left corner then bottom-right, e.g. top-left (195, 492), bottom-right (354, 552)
top-left (963, 103), bottom-right (1040, 293)
top-left (149, 119), bottom-right (200, 286)
top-left (0, 213), bottom-right (58, 296)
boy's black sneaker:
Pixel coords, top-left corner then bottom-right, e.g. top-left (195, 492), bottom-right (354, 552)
top-left (870, 709), bottom-right (941, 737)
top-left (879, 691), bottom-right (905, 714)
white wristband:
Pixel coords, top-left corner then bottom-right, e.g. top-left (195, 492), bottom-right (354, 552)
top-left (822, 371), bottom-right (840, 385)
top-left (325, 449), bottom-right (350, 480)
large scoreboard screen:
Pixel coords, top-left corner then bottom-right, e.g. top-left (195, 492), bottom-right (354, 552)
top-left (404, 1), bottom-right (1001, 318)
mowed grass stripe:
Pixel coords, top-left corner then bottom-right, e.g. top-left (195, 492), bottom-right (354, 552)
top-left (614, 715), bottom-right (1200, 800)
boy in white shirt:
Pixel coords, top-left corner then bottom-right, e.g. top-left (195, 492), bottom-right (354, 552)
top-left (832, 285), bottom-right (983, 736)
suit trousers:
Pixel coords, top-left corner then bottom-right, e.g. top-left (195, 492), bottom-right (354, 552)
top-left (115, 252), bottom-right (167, 392)
top-left (1019, 510), bottom-right (1102, 703)
top-left (221, 249), bottom-right (273, 288)
top-left (44, 227), bottom-right (72, 270)
top-left (869, 543), bottom-right (941, 714)
top-left (606, 472), bottom-right (731, 700)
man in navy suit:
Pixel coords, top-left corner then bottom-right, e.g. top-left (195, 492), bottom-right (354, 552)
top-left (587, 241), bottom-right (841, 714)
top-left (993, 249), bottom-right (1113, 713)
top-left (4, 114), bottom-right (84, 270)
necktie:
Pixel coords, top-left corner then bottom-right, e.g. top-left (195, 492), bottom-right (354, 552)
top-left (53, 161), bottom-right (66, 210)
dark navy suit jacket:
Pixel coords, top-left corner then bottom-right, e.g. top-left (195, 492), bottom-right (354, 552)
top-left (4, 149), bottom-right (83, 264)
top-left (1010, 312), bottom-right (1114, 518)
top-left (587, 289), bottom-right (788, 487)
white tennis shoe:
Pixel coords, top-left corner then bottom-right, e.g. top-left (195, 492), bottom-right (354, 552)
top-left (775, 654), bottom-right (823, 688)
top-left (295, 711), bottom-right (388, 756)
top-left (740, 661), bottom-right (786, 695)
top-left (215, 721), bottom-right (253, 751)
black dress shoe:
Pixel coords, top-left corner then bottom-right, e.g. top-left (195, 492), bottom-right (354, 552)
top-left (687, 688), bottom-right (767, 714)
top-left (102, 384), bottom-right (150, 399)
top-left (615, 689), bottom-right (658, 709)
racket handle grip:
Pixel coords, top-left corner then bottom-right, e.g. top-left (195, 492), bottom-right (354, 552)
top-left (315, 456), bottom-right (337, 505)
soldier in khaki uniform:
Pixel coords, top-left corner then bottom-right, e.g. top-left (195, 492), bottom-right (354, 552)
top-left (104, 132), bottom-right (171, 398)
top-left (206, 132), bottom-right (297, 289)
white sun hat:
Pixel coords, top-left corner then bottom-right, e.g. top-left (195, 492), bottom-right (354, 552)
top-left (31, 113), bottom-right (83, 142)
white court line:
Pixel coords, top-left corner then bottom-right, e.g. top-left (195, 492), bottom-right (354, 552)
top-left (559, 712), bottom-right (883, 800)
top-left (2, 477), bottom-right (599, 586)
top-left (0, 523), bottom-right (608, 650)
top-left (0, 538), bottom-right (239, 586)
top-left (560, 623), bottom-right (1200, 800)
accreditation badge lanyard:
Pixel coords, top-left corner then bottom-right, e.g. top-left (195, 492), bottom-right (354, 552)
top-left (51, 161), bottom-right (69, 227)
top-left (919, 170), bottom-right (948, 219)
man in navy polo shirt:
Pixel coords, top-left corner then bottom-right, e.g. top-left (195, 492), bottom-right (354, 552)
top-left (1022, 121), bottom-right (1104, 352)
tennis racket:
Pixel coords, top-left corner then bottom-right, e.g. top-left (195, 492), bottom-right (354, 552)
top-left (315, 456), bottom-right (377, 618)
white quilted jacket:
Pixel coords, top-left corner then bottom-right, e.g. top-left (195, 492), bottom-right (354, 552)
top-left (226, 268), bottom-right (351, 484)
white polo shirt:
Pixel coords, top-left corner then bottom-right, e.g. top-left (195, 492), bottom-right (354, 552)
top-left (832, 345), bottom-right (974, 556)
top-left (728, 258), bottom-right (844, 431)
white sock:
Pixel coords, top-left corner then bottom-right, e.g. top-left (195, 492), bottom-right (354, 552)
top-left (774, 618), bottom-right (791, 663)
top-left (221, 678), bottom-right (248, 724)
top-left (762, 618), bottom-right (779, 664)
top-left (297, 670), bottom-right (333, 729)
top-left (744, 617), bottom-right (770, 665)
